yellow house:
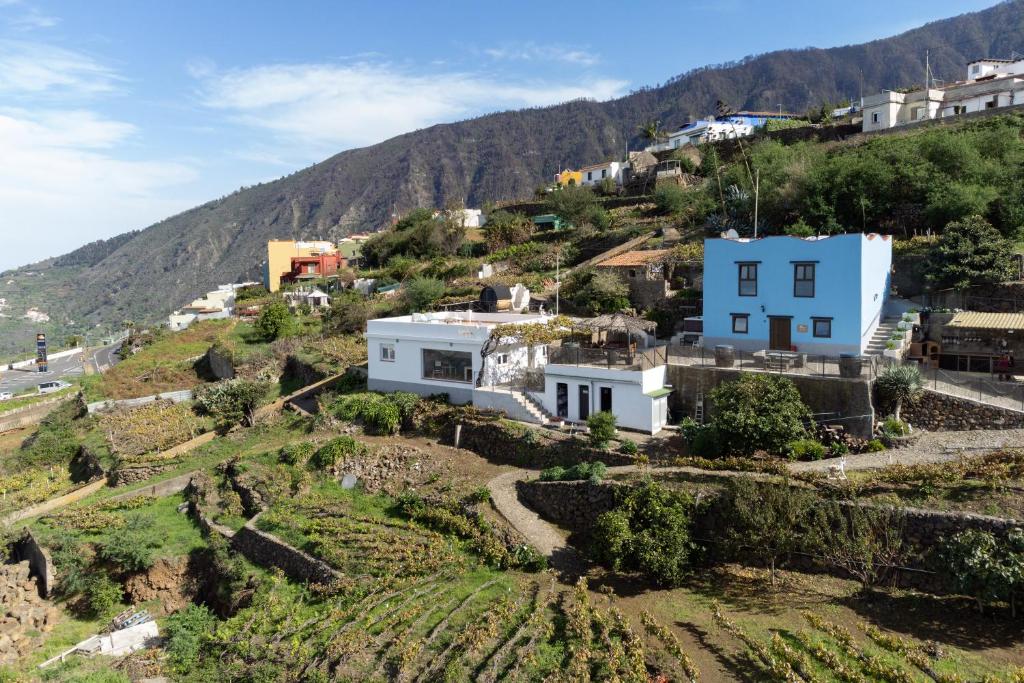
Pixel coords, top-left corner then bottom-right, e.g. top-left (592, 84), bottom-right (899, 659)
top-left (554, 169), bottom-right (582, 187)
top-left (264, 240), bottom-right (338, 292)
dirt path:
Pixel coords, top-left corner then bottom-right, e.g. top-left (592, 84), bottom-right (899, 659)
top-left (487, 470), bottom-right (587, 577)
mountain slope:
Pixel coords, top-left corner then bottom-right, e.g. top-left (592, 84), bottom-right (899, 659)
top-left (3, 0), bottom-right (1024, 354)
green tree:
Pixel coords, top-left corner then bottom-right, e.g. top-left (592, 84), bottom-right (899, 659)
top-left (65, 334), bottom-right (84, 348)
top-left (937, 529), bottom-right (1024, 614)
top-left (546, 185), bottom-right (599, 225)
top-left (323, 291), bottom-right (371, 335)
top-left (164, 604), bottom-right (217, 672)
top-left (483, 210), bottom-right (535, 251)
top-left (404, 277), bottom-right (445, 312)
top-left (707, 374), bottom-right (812, 455)
top-left (254, 301), bottom-right (295, 340)
top-left (875, 364), bottom-right (924, 422)
top-left (592, 480), bottom-right (695, 586)
top-left (809, 502), bottom-right (907, 588)
top-left (639, 119), bottom-right (665, 145)
top-left (722, 477), bottom-right (814, 586)
top-left (560, 268), bottom-right (630, 315)
top-left (926, 215), bottom-right (1017, 290)
top-left (194, 379), bottom-right (270, 427)
top-left (98, 515), bottom-right (158, 572)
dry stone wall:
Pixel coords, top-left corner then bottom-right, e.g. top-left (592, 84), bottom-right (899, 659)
top-left (900, 389), bottom-right (1024, 431)
top-left (230, 514), bottom-right (340, 585)
top-left (517, 478), bottom-right (1024, 595)
top-left (0, 562), bottom-right (59, 664)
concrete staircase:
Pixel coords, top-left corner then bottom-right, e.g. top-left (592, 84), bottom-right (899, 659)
top-left (473, 386), bottom-right (552, 424)
top-left (865, 317), bottom-right (902, 357)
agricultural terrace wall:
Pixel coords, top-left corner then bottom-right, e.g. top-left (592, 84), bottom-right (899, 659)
top-left (440, 413), bottom-right (636, 468)
top-left (665, 364), bottom-right (874, 438)
top-left (0, 395), bottom-right (74, 433)
top-left (517, 478), bottom-right (1023, 595)
top-left (230, 513), bottom-right (340, 585)
top-left (900, 389), bottom-right (1024, 431)
top-left (107, 470), bottom-right (202, 503)
top-left (10, 530), bottom-right (54, 598)
top-left (204, 346), bottom-right (235, 380)
top-left (107, 430), bottom-right (218, 487)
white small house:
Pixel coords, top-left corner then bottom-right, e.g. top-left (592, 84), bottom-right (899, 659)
top-left (365, 311), bottom-right (672, 434)
top-left (579, 161), bottom-right (624, 187)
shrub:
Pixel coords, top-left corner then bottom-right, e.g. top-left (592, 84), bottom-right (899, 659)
top-left (707, 375), bottom-right (812, 456)
top-left (84, 574), bottom-right (123, 619)
top-left (98, 515), bottom-right (158, 572)
top-left (389, 391), bottom-right (421, 426)
top-left (809, 502), bottom-right (906, 588)
top-left (618, 439), bottom-right (638, 455)
top-left (539, 461), bottom-right (606, 482)
top-left (881, 416), bottom-right (909, 437)
top-left (587, 411), bottom-right (616, 448)
top-left (937, 528), bottom-right (1024, 614)
top-left (865, 439), bottom-right (886, 452)
top-left (310, 436), bottom-right (366, 470)
top-left (404, 277), bottom-right (446, 312)
top-left (560, 268), bottom-right (629, 315)
top-left (362, 399), bottom-right (401, 435)
top-left (592, 480), bottom-right (695, 586)
top-left (164, 604), bottom-right (217, 672)
top-left (680, 417), bottom-right (721, 457)
top-left (194, 379), bottom-right (270, 428)
top-left (830, 441), bottom-right (850, 457)
top-left (278, 441), bottom-right (315, 466)
top-left (546, 184), bottom-right (598, 225)
top-left (785, 439), bottom-right (826, 461)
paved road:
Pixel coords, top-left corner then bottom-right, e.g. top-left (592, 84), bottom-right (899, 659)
top-left (0, 341), bottom-right (121, 396)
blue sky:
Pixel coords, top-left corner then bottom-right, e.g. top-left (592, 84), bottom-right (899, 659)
top-left (0, 0), bottom-right (999, 270)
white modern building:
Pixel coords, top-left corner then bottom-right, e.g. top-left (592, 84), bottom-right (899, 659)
top-left (863, 58), bottom-right (1024, 132)
top-left (167, 282), bottom-right (259, 331)
top-left (645, 118), bottom-right (755, 152)
top-left (579, 161), bottom-right (625, 187)
top-left (365, 311), bottom-right (672, 433)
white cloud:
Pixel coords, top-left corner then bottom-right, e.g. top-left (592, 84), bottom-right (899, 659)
top-left (484, 43), bottom-right (599, 67)
top-left (195, 60), bottom-right (627, 151)
top-left (0, 40), bottom-right (121, 96)
top-left (0, 108), bottom-right (198, 270)
top-left (7, 7), bottom-right (59, 29)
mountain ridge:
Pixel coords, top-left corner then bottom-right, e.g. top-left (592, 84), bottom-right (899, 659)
top-left (3, 0), bottom-right (1024, 354)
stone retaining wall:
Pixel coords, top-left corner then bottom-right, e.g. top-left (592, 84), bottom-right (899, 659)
top-left (108, 470), bottom-right (200, 503)
top-left (516, 478), bottom-right (1023, 595)
top-left (900, 389), bottom-right (1024, 431)
top-left (0, 561), bottom-right (58, 663)
top-left (451, 417), bottom-right (635, 468)
top-left (230, 513), bottom-right (339, 585)
top-left (666, 364), bottom-right (875, 439)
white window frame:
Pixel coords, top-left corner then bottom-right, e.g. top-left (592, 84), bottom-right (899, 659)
top-left (494, 353), bottom-right (509, 365)
top-left (380, 343), bottom-right (396, 362)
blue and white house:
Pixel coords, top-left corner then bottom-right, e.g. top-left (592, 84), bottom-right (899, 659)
top-left (702, 233), bottom-right (893, 355)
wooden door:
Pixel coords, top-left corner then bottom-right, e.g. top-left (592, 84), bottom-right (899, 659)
top-left (769, 317), bottom-right (791, 351)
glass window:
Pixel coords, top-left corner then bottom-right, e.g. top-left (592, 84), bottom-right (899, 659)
top-left (732, 314), bottom-right (749, 334)
top-left (422, 348), bottom-right (473, 383)
top-left (601, 169), bottom-right (607, 178)
top-left (794, 263), bottom-right (815, 298)
top-left (812, 318), bottom-right (832, 338)
top-left (494, 353), bottom-right (509, 365)
top-left (380, 343), bottom-right (395, 362)
top-left (738, 263), bottom-right (757, 296)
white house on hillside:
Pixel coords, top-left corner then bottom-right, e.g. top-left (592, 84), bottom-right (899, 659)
top-left (645, 118), bottom-right (755, 152)
top-left (365, 311), bottom-right (671, 433)
top-left (579, 161), bottom-right (624, 187)
top-left (863, 58), bottom-right (1024, 132)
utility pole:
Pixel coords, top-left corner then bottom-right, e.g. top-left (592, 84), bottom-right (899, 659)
top-left (554, 246), bottom-right (560, 315)
top-left (753, 168), bottom-right (760, 238)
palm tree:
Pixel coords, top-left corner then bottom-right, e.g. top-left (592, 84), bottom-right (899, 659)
top-left (639, 120), bottom-right (664, 145)
top-left (876, 364), bottom-right (924, 422)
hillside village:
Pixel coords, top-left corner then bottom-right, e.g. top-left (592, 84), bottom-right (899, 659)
top-left (4, 36), bottom-right (1024, 683)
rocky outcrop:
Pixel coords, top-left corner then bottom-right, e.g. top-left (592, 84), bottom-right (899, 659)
top-left (124, 557), bottom-right (197, 616)
top-left (901, 389), bottom-right (1024, 431)
top-left (0, 562), bottom-right (59, 664)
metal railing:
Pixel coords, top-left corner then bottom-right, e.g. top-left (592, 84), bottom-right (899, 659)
top-left (663, 344), bottom-right (884, 380)
top-left (923, 365), bottom-right (1024, 412)
top-left (548, 344), bottom-right (669, 372)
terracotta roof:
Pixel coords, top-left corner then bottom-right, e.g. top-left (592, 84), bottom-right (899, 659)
top-left (946, 312), bottom-right (1024, 331)
top-left (596, 249), bottom-right (671, 267)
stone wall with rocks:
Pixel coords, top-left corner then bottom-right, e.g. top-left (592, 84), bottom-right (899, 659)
top-left (900, 389), bottom-right (1024, 431)
top-left (517, 478), bottom-right (1024, 595)
top-left (0, 561), bottom-right (59, 664)
top-left (205, 345), bottom-right (236, 380)
top-left (448, 415), bottom-right (635, 468)
top-left (108, 464), bottom-right (176, 487)
top-left (230, 514), bottom-right (339, 585)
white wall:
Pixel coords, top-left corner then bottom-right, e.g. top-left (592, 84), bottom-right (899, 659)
top-left (537, 364), bottom-right (667, 434)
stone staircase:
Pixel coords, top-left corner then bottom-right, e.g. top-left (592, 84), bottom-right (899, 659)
top-left (473, 386), bottom-right (552, 424)
top-left (864, 317), bottom-right (902, 357)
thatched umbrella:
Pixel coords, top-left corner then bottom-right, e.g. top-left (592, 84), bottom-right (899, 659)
top-left (580, 313), bottom-right (656, 348)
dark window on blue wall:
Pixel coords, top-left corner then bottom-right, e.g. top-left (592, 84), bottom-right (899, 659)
top-left (794, 263), bottom-right (815, 297)
top-left (812, 318), bottom-right (832, 338)
top-left (738, 264), bottom-right (757, 296)
top-left (732, 314), bottom-right (749, 334)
